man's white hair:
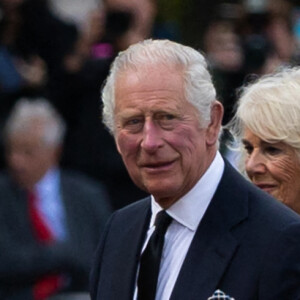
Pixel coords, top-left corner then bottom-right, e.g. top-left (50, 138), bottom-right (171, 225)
top-left (4, 97), bottom-right (66, 146)
top-left (101, 39), bottom-right (217, 135)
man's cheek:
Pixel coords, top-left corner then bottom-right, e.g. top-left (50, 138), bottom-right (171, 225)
top-left (117, 135), bottom-right (139, 156)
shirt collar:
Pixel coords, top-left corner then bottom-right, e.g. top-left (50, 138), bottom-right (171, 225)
top-left (151, 152), bottom-right (224, 231)
top-left (35, 167), bottom-right (60, 194)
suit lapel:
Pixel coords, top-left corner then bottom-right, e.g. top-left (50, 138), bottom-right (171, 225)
top-left (58, 174), bottom-right (76, 242)
top-left (109, 200), bottom-right (151, 300)
top-left (171, 162), bottom-right (249, 300)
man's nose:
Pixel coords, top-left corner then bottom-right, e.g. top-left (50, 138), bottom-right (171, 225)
top-left (245, 150), bottom-right (267, 176)
top-left (140, 119), bottom-right (163, 153)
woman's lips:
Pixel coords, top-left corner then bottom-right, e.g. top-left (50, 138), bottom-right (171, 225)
top-left (255, 183), bottom-right (277, 194)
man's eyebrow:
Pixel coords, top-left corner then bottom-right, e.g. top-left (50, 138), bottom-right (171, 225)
top-left (117, 110), bottom-right (140, 118)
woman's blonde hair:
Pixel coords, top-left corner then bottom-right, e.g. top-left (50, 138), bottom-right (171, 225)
top-left (226, 66), bottom-right (300, 168)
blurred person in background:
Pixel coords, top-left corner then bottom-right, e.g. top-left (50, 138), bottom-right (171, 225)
top-left (0, 98), bottom-right (112, 300)
top-left (101, 0), bottom-right (157, 53)
top-left (92, 0), bottom-right (178, 58)
top-left (0, 0), bottom-right (79, 170)
top-left (203, 14), bottom-right (245, 125)
top-left (204, 0), bottom-right (299, 128)
top-left (0, 0), bottom-right (145, 211)
top-left (227, 66), bottom-right (300, 214)
top-left (239, 0), bottom-right (300, 75)
top-left (205, 0), bottom-right (300, 161)
top-left (0, 0), bottom-right (78, 96)
top-left (48, 0), bottom-right (101, 32)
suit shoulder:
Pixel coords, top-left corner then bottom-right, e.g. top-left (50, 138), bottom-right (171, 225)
top-left (60, 169), bottom-right (112, 212)
top-left (116, 196), bottom-right (150, 214)
top-left (221, 161), bottom-right (300, 228)
top-left (0, 172), bottom-right (19, 193)
top-left (111, 197), bottom-right (151, 221)
top-left (60, 169), bottom-right (107, 193)
top-left (0, 172), bottom-right (9, 186)
top-left (246, 180), bottom-right (300, 229)
top-left (250, 187), bottom-right (300, 228)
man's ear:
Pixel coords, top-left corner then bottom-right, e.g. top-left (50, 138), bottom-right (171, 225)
top-left (206, 101), bottom-right (224, 146)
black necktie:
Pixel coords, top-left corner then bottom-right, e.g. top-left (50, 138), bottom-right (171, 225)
top-left (137, 210), bottom-right (172, 300)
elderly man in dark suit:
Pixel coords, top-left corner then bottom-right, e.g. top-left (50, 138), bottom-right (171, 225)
top-left (0, 98), bottom-right (112, 300)
top-left (90, 39), bottom-right (300, 300)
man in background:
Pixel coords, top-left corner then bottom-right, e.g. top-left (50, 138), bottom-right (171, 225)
top-left (0, 97), bottom-right (112, 300)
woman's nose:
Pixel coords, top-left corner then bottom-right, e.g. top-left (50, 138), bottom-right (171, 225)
top-left (245, 150), bottom-right (267, 176)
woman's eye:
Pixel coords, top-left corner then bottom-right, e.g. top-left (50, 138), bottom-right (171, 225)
top-left (244, 145), bottom-right (253, 155)
top-left (242, 141), bottom-right (253, 155)
top-left (265, 146), bottom-right (282, 155)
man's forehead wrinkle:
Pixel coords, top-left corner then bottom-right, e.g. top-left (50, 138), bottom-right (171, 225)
top-left (118, 63), bottom-right (183, 83)
top-left (118, 103), bottom-right (183, 119)
top-left (125, 88), bottom-right (181, 96)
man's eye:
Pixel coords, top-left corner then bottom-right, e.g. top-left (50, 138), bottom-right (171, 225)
top-left (157, 113), bottom-right (176, 123)
top-left (127, 119), bottom-right (141, 125)
top-left (162, 114), bottom-right (175, 120)
top-left (157, 113), bottom-right (177, 129)
top-left (122, 118), bottom-right (144, 132)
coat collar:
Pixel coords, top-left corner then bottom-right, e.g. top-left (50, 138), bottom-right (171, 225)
top-left (171, 160), bottom-right (249, 299)
top-left (110, 199), bottom-right (151, 300)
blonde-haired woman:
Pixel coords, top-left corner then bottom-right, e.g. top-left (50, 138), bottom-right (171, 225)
top-left (228, 66), bottom-right (300, 214)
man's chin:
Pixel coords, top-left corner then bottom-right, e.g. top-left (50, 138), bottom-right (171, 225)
top-left (146, 186), bottom-right (179, 207)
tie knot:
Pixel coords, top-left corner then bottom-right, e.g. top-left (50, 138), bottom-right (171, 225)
top-left (154, 210), bottom-right (172, 233)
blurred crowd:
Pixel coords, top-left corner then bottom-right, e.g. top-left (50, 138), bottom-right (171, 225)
top-left (0, 0), bottom-right (165, 210)
top-left (203, 0), bottom-right (300, 125)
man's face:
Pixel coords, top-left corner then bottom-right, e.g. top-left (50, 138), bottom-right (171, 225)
top-left (5, 123), bottom-right (59, 190)
top-left (114, 64), bottom-right (222, 208)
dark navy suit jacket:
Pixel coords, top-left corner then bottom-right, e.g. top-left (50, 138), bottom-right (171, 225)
top-left (90, 161), bottom-right (300, 300)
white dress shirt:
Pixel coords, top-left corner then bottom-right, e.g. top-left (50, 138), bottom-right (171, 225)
top-left (35, 167), bottom-right (67, 241)
top-left (134, 152), bottom-right (224, 300)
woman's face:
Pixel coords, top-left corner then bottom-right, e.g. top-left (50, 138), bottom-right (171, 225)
top-left (243, 128), bottom-right (300, 214)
